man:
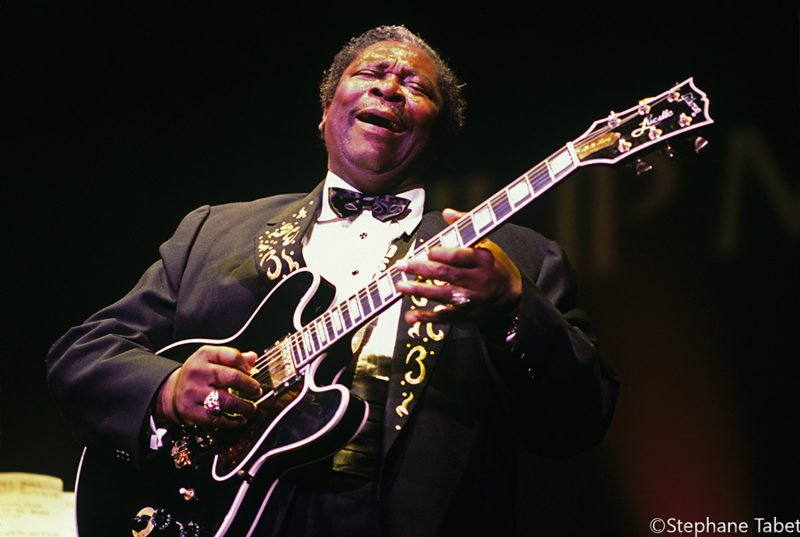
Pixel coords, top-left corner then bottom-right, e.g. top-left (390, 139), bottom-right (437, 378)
top-left (48, 25), bottom-right (617, 537)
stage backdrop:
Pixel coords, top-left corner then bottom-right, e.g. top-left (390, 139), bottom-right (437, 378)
top-left (3, 4), bottom-right (797, 536)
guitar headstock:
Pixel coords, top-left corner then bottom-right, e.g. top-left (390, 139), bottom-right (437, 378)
top-left (572, 77), bottom-right (713, 169)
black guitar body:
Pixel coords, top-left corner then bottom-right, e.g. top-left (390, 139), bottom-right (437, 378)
top-left (75, 269), bottom-right (369, 537)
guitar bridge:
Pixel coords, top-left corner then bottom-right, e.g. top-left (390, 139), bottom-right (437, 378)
top-left (131, 506), bottom-right (207, 537)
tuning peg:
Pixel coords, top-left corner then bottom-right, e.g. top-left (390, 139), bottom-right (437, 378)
top-left (635, 158), bottom-right (653, 175)
top-left (694, 136), bottom-right (709, 153)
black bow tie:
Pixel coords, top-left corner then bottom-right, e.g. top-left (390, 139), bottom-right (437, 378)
top-left (328, 187), bottom-right (410, 222)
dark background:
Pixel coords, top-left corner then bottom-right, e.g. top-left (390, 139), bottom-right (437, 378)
top-left (3, 3), bottom-right (797, 535)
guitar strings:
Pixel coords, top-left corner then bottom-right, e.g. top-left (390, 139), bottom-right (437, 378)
top-left (246, 90), bottom-right (677, 389)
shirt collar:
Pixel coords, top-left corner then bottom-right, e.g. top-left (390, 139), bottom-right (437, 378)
top-left (319, 170), bottom-right (425, 236)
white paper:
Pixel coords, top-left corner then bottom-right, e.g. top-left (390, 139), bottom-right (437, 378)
top-left (0, 473), bottom-right (76, 537)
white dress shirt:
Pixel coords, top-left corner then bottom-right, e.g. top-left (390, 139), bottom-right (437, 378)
top-left (302, 171), bottom-right (424, 373)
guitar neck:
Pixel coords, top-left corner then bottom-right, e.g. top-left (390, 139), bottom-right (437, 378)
top-left (258, 77), bottom-right (713, 388)
top-left (416, 144), bottom-right (578, 254)
top-left (275, 144), bottom-right (576, 375)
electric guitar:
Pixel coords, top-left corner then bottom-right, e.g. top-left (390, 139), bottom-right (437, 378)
top-left (74, 78), bottom-right (713, 537)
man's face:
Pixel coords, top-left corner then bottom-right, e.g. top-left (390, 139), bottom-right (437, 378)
top-left (320, 40), bottom-right (443, 193)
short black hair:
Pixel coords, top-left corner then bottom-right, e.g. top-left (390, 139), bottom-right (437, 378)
top-left (319, 25), bottom-right (466, 138)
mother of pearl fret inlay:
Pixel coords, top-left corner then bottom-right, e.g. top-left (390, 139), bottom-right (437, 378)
top-left (508, 178), bottom-right (534, 207)
top-left (348, 296), bottom-right (361, 322)
top-left (378, 274), bottom-right (394, 299)
top-left (440, 227), bottom-right (460, 247)
top-left (546, 146), bottom-right (576, 180)
top-left (315, 319), bottom-right (327, 345)
top-left (472, 204), bottom-right (494, 233)
top-left (331, 310), bottom-right (343, 333)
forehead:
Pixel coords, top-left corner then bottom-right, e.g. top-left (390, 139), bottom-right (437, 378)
top-left (347, 40), bottom-right (440, 81)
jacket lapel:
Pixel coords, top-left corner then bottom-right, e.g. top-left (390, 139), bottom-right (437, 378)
top-left (383, 211), bottom-right (451, 453)
top-left (253, 181), bottom-right (324, 284)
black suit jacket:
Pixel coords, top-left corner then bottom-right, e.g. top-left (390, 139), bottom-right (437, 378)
top-left (48, 183), bottom-right (617, 536)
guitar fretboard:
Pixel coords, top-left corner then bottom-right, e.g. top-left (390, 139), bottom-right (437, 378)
top-left (257, 144), bottom-right (578, 383)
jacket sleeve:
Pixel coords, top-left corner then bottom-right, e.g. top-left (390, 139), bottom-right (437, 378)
top-left (46, 206), bottom-right (211, 465)
top-left (485, 227), bottom-right (618, 455)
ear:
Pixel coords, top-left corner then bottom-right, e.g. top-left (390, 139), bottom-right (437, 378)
top-left (318, 103), bottom-right (330, 134)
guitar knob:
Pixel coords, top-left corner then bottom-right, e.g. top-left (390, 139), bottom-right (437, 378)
top-left (131, 507), bottom-right (156, 536)
top-left (694, 136), bottom-right (709, 153)
top-left (179, 487), bottom-right (197, 501)
top-left (635, 158), bottom-right (653, 175)
top-left (151, 509), bottom-right (172, 530)
top-left (182, 521), bottom-right (204, 537)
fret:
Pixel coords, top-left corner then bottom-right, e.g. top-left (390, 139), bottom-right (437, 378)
top-left (439, 226), bottom-right (461, 248)
top-left (427, 236), bottom-right (443, 249)
top-left (472, 203), bottom-right (494, 233)
top-left (528, 165), bottom-right (551, 192)
top-left (348, 295), bottom-right (362, 323)
top-left (368, 281), bottom-right (382, 311)
top-left (490, 190), bottom-right (512, 221)
top-left (308, 324), bottom-right (320, 352)
top-left (358, 288), bottom-right (372, 316)
top-left (328, 310), bottom-right (341, 337)
top-left (507, 177), bottom-right (533, 208)
top-left (341, 300), bottom-right (354, 328)
top-left (322, 311), bottom-right (336, 342)
top-left (315, 318), bottom-right (328, 346)
top-left (296, 333), bottom-right (308, 361)
top-left (302, 329), bottom-right (314, 357)
top-left (456, 217), bottom-right (477, 246)
top-left (389, 266), bottom-right (406, 287)
top-left (545, 146), bottom-right (576, 181)
top-left (291, 335), bottom-right (304, 365)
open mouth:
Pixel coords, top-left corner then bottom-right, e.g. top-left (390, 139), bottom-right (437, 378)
top-left (356, 110), bottom-right (406, 133)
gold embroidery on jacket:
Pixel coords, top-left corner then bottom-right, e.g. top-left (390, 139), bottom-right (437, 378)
top-left (393, 277), bottom-right (447, 426)
top-left (395, 392), bottom-right (414, 417)
top-left (404, 345), bottom-right (427, 385)
top-left (256, 204), bottom-right (311, 280)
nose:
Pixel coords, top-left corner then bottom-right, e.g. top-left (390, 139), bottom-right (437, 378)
top-left (369, 76), bottom-right (404, 103)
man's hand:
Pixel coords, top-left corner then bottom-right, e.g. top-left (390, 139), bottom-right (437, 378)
top-left (155, 345), bottom-right (262, 429)
top-left (394, 208), bottom-right (522, 333)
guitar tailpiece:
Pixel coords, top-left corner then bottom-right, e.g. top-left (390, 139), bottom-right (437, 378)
top-left (151, 509), bottom-right (173, 531)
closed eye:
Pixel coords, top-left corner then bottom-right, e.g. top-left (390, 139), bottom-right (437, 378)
top-left (355, 69), bottom-right (381, 79)
top-left (405, 81), bottom-right (430, 96)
